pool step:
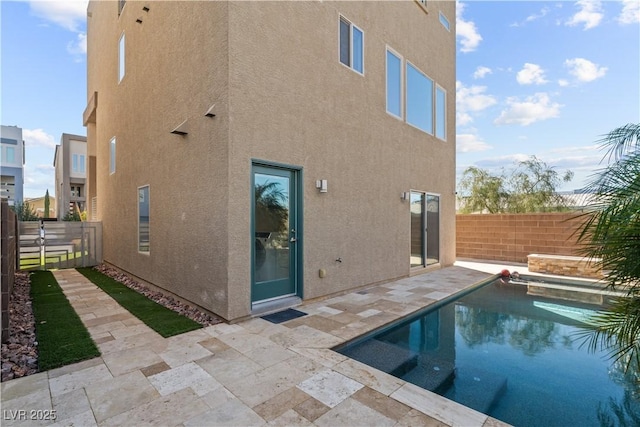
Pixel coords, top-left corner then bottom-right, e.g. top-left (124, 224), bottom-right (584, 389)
top-left (442, 367), bottom-right (508, 414)
top-left (402, 357), bottom-right (456, 391)
top-left (339, 339), bottom-right (418, 376)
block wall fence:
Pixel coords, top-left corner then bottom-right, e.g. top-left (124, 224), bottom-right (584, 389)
top-left (456, 212), bottom-right (587, 264)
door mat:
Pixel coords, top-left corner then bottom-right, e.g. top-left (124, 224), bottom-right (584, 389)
top-left (261, 308), bottom-right (308, 324)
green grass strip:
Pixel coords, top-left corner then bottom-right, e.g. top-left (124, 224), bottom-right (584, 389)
top-left (77, 267), bottom-right (202, 338)
top-left (30, 271), bottom-right (100, 371)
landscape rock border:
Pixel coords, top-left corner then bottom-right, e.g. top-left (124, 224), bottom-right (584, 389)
top-left (1, 265), bottom-right (224, 382)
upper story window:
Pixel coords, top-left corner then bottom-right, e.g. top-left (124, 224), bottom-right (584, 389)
top-left (436, 86), bottom-right (447, 140)
top-left (339, 16), bottom-right (364, 74)
top-left (118, 33), bottom-right (125, 82)
top-left (386, 47), bottom-right (448, 141)
top-left (110, 137), bottom-right (116, 174)
top-left (439, 12), bottom-right (450, 31)
top-left (386, 49), bottom-right (402, 119)
top-left (72, 154), bottom-right (86, 173)
top-left (406, 62), bottom-right (434, 135)
top-left (5, 146), bottom-right (15, 164)
top-left (70, 185), bottom-right (82, 198)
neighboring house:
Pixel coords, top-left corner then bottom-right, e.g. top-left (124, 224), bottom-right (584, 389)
top-left (25, 195), bottom-right (56, 218)
top-left (84, 0), bottom-right (456, 321)
top-left (0, 125), bottom-right (25, 206)
top-left (53, 133), bottom-right (87, 219)
top-left (557, 190), bottom-right (599, 212)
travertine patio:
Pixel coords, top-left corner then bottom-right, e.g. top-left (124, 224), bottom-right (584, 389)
top-left (1, 264), bottom-right (511, 426)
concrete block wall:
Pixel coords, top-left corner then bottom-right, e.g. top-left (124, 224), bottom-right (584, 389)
top-left (456, 213), bottom-right (586, 263)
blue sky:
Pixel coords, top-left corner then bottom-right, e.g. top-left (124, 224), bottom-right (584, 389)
top-left (1, 0), bottom-right (639, 199)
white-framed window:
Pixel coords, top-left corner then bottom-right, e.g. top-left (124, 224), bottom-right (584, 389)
top-left (339, 16), bottom-right (364, 74)
top-left (5, 146), bottom-right (15, 164)
top-left (72, 154), bottom-right (86, 173)
top-left (386, 48), bottom-right (402, 118)
top-left (435, 85), bottom-right (447, 140)
top-left (109, 137), bottom-right (116, 174)
top-left (118, 32), bottom-right (125, 82)
top-left (386, 48), bottom-right (447, 139)
top-left (70, 185), bottom-right (81, 198)
top-left (406, 62), bottom-right (434, 135)
top-left (439, 12), bottom-right (450, 31)
top-left (138, 185), bottom-right (150, 253)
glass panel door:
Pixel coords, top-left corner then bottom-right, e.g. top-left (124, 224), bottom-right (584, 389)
top-left (426, 194), bottom-right (440, 265)
top-left (411, 192), bottom-right (440, 267)
top-left (410, 192), bottom-right (425, 267)
top-left (252, 166), bottom-right (298, 302)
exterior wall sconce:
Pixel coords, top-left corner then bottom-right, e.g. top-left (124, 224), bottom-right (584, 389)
top-left (204, 104), bottom-right (216, 118)
top-left (316, 180), bottom-right (328, 193)
top-left (170, 120), bottom-right (188, 136)
top-left (401, 192), bottom-right (410, 201)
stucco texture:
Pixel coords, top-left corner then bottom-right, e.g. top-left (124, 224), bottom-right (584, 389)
top-left (86, 0), bottom-right (456, 321)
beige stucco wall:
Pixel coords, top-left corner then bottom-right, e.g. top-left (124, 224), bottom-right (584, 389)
top-left (225, 1), bottom-right (456, 318)
top-left (86, 0), bottom-right (456, 321)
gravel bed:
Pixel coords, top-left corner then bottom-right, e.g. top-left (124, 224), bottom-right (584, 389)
top-left (93, 264), bottom-right (224, 327)
top-left (1, 266), bottom-right (224, 382)
top-left (1, 272), bottom-right (37, 382)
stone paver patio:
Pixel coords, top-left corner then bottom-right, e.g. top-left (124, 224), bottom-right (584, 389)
top-left (1, 264), bottom-right (513, 427)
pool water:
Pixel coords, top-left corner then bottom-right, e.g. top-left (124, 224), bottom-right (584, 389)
top-left (336, 278), bottom-right (640, 426)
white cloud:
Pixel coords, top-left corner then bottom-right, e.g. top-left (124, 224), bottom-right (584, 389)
top-left (494, 93), bottom-right (562, 126)
top-left (67, 32), bottom-right (87, 55)
top-left (565, 0), bottom-right (603, 30)
top-left (24, 1), bottom-right (87, 61)
top-left (618, 0), bottom-right (640, 25)
top-left (23, 129), bottom-right (56, 149)
top-left (564, 58), bottom-right (607, 82)
top-left (558, 79), bottom-right (570, 87)
top-left (516, 63), bottom-right (548, 85)
top-left (456, 81), bottom-right (498, 126)
top-left (457, 133), bottom-right (492, 153)
top-left (473, 66), bottom-right (492, 79)
top-left (511, 6), bottom-right (550, 27)
top-left (28, 0), bottom-right (88, 32)
top-left (22, 164), bottom-right (56, 199)
top-left (456, 2), bottom-right (483, 53)
top-left (475, 154), bottom-right (531, 169)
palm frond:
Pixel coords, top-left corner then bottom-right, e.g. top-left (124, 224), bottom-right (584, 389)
top-left (597, 123), bottom-right (640, 163)
top-left (577, 297), bottom-right (640, 373)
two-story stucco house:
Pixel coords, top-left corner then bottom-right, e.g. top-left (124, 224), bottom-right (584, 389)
top-left (1, 125), bottom-right (25, 206)
top-left (84, 0), bottom-right (456, 322)
top-left (53, 133), bottom-right (88, 219)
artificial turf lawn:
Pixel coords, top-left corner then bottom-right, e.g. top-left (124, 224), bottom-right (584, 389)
top-left (30, 270), bottom-right (100, 371)
top-left (77, 267), bottom-right (202, 338)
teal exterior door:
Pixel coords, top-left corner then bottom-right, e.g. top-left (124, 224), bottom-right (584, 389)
top-left (252, 164), bottom-right (300, 302)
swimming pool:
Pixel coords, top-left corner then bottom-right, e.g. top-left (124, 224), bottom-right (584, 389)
top-left (335, 276), bottom-right (640, 426)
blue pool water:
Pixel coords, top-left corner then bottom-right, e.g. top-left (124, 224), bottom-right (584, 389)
top-left (336, 278), bottom-right (640, 426)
